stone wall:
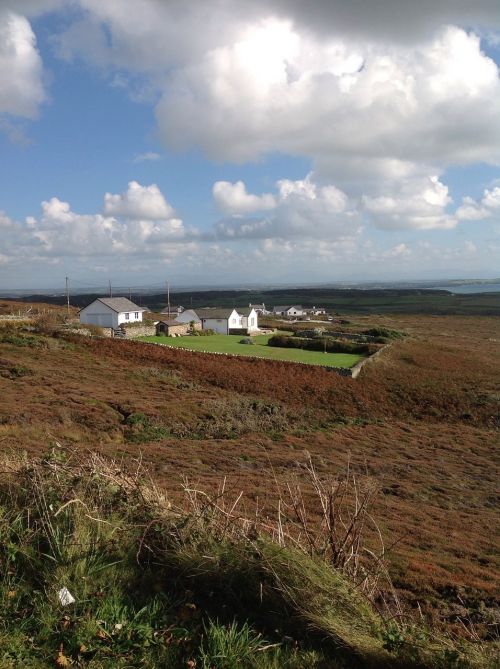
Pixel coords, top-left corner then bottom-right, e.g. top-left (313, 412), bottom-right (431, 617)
top-left (350, 344), bottom-right (390, 378)
top-left (123, 325), bottom-right (156, 338)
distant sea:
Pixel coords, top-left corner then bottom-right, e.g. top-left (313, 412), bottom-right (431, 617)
top-left (433, 283), bottom-right (500, 294)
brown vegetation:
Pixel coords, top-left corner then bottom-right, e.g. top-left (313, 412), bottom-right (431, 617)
top-left (0, 310), bottom-right (498, 636)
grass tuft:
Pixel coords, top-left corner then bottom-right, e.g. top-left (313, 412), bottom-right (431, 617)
top-left (0, 450), bottom-right (497, 668)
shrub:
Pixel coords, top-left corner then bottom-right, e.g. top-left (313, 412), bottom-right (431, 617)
top-left (267, 334), bottom-right (380, 356)
top-left (125, 412), bottom-right (171, 442)
top-left (239, 337), bottom-right (255, 345)
top-left (194, 396), bottom-right (292, 438)
top-left (0, 332), bottom-right (43, 347)
top-left (32, 312), bottom-right (66, 335)
top-left (362, 327), bottom-right (403, 341)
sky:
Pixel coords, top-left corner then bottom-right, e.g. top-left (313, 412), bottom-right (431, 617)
top-left (0, 0), bottom-right (499, 291)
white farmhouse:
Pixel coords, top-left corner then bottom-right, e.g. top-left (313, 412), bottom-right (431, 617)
top-left (195, 308), bottom-right (241, 335)
top-left (160, 305), bottom-right (184, 317)
top-left (308, 306), bottom-right (327, 316)
top-left (238, 307), bottom-right (259, 332)
top-left (248, 303), bottom-right (269, 315)
top-left (272, 305), bottom-right (305, 317)
top-left (79, 297), bottom-right (146, 329)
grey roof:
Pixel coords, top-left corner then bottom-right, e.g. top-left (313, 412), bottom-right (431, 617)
top-left (158, 318), bottom-right (184, 326)
top-left (273, 305), bottom-right (303, 312)
top-left (237, 307), bottom-right (255, 316)
top-left (96, 297), bottom-right (146, 313)
top-left (196, 308), bottom-right (237, 320)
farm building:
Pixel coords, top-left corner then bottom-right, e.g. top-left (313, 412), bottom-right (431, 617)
top-left (160, 305), bottom-right (184, 317)
top-left (173, 309), bottom-right (201, 326)
top-left (155, 319), bottom-right (191, 336)
top-left (248, 303), bottom-right (269, 315)
top-left (79, 297), bottom-right (146, 328)
top-left (238, 307), bottom-right (259, 332)
top-left (195, 308), bottom-right (242, 335)
top-left (272, 305), bottom-right (305, 317)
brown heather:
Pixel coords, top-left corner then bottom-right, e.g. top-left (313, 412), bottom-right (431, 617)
top-left (0, 311), bottom-right (498, 637)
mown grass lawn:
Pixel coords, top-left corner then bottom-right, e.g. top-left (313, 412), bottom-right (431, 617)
top-left (139, 333), bottom-right (364, 368)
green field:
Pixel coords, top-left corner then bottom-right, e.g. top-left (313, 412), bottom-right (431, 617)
top-left (140, 332), bottom-right (364, 368)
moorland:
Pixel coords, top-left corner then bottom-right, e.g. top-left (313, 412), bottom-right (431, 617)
top-left (0, 298), bottom-right (498, 668)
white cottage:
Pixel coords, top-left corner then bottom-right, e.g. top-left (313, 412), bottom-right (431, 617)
top-left (79, 297), bottom-right (146, 329)
top-left (238, 307), bottom-right (259, 332)
top-left (195, 308), bottom-right (241, 335)
top-left (272, 305), bottom-right (305, 317)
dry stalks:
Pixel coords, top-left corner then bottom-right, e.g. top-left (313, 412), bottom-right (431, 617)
top-left (174, 455), bottom-right (402, 622)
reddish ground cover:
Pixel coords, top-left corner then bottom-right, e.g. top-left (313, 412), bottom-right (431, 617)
top-left (0, 312), bottom-right (498, 630)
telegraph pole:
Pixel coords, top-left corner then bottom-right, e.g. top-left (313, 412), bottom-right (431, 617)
top-left (109, 279), bottom-right (112, 297)
top-left (65, 276), bottom-right (70, 316)
top-left (166, 280), bottom-right (171, 317)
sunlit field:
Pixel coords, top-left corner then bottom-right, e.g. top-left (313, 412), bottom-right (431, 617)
top-left (140, 332), bottom-right (364, 368)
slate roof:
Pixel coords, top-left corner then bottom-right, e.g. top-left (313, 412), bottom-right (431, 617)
top-left (95, 297), bottom-right (146, 313)
top-left (195, 308), bottom-right (237, 320)
top-left (273, 305), bottom-right (304, 313)
top-left (237, 307), bottom-right (255, 316)
top-left (158, 318), bottom-right (185, 326)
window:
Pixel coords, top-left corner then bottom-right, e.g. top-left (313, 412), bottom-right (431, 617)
top-left (134, 312), bottom-right (139, 318)
top-left (250, 317), bottom-right (255, 326)
top-left (125, 313), bottom-right (129, 320)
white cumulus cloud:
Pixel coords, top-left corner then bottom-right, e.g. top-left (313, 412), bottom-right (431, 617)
top-left (103, 181), bottom-right (176, 220)
top-left (362, 176), bottom-right (456, 230)
top-left (456, 186), bottom-right (500, 221)
top-left (213, 180), bottom-right (276, 216)
top-left (214, 174), bottom-right (360, 240)
top-left (0, 10), bottom-right (46, 119)
top-left (155, 24), bottom-right (500, 174)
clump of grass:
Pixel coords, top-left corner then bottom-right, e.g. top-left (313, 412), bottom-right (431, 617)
top-left (0, 450), bottom-right (497, 669)
top-left (124, 397), bottom-right (294, 443)
top-left (0, 332), bottom-right (44, 347)
top-left (134, 365), bottom-right (200, 390)
top-left (125, 411), bottom-right (171, 442)
top-left (0, 359), bottom-right (32, 379)
top-left (195, 396), bottom-right (292, 438)
top-left (199, 619), bottom-right (267, 669)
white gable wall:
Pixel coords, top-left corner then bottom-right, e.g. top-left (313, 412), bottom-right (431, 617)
top-left (240, 308), bottom-right (259, 331)
top-left (202, 318), bottom-right (228, 334)
top-left (80, 301), bottom-right (117, 328)
top-left (175, 309), bottom-right (201, 324)
top-left (202, 309), bottom-right (241, 335)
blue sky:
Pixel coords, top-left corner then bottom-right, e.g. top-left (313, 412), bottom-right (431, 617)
top-left (0, 1), bottom-right (499, 290)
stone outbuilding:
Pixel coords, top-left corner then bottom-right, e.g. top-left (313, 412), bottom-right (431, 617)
top-left (155, 319), bottom-right (191, 337)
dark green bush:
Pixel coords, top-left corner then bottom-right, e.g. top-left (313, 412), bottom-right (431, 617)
top-left (268, 335), bottom-right (380, 355)
top-left (362, 327), bottom-right (403, 340)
